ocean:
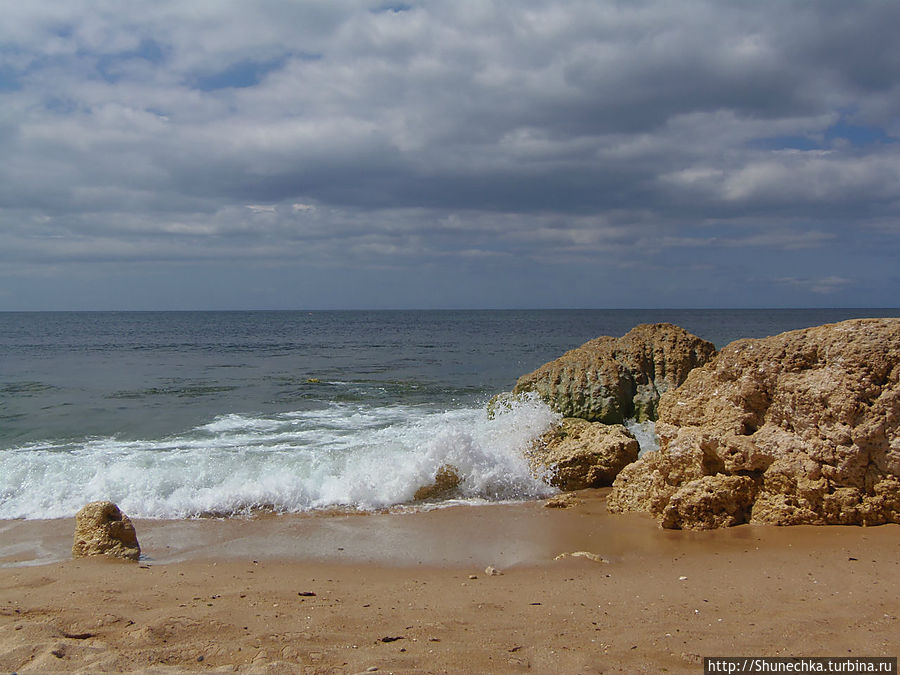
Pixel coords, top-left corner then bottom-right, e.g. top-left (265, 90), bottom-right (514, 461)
top-left (2, 308), bottom-right (898, 520)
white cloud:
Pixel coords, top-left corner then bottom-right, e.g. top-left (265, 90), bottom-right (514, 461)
top-left (0, 0), bottom-right (898, 308)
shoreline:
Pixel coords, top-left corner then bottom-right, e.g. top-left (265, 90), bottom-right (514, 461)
top-left (2, 491), bottom-right (674, 568)
top-left (2, 491), bottom-right (898, 673)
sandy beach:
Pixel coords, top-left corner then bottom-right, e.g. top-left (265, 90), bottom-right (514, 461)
top-left (1, 490), bottom-right (898, 674)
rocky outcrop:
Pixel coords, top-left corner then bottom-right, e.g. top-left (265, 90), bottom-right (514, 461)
top-left (530, 418), bottom-right (640, 490)
top-left (608, 318), bottom-right (900, 528)
top-left (659, 475), bottom-right (756, 530)
top-left (413, 465), bottom-right (461, 501)
top-left (72, 501), bottom-right (141, 560)
top-left (513, 323), bottom-right (717, 424)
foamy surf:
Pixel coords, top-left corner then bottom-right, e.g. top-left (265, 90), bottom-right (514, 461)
top-left (626, 419), bottom-right (659, 457)
top-left (0, 395), bottom-right (560, 520)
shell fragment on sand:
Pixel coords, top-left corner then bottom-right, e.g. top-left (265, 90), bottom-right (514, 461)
top-left (554, 551), bottom-right (610, 563)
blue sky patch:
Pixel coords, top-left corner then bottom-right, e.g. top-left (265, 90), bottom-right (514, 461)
top-left (825, 119), bottom-right (894, 146)
top-left (190, 56), bottom-right (292, 91)
top-left (371, 3), bottom-right (414, 13)
top-left (748, 116), bottom-right (894, 152)
top-left (0, 67), bottom-right (21, 92)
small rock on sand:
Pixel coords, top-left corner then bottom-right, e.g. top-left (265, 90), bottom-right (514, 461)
top-left (72, 501), bottom-right (140, 561)
top-left (544, 493), bottom-right (582, 508)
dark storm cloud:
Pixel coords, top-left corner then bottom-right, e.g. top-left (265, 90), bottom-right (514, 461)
top-left (0, 0), bottom-right (898, 309)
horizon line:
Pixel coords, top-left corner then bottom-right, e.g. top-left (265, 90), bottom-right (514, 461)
top-left (2, 306), bottom-right (899, 314)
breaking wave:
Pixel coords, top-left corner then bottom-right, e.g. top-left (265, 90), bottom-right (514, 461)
top-left (0, 395), bottom-right (560, 519)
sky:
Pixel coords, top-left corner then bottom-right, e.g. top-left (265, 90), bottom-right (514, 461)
top-left (1, 0), bottom-right (899, 310)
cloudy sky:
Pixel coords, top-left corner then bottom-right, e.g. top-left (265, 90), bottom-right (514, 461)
top-left (1, 0), bottom-right (899, 310)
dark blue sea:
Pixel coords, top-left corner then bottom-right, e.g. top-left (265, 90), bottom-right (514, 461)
top-left (2, 309), bottom-right (898, 519)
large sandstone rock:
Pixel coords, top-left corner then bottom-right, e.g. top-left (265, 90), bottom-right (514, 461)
top-left (608, 318), bottom-right (900, 528)
top-left (513, 323), bottom-right (717, 424)
top-left (530, 418), bottom-right (640, 490)
top-left (72, 501), bottom-right (141, 560)
top-left (659, 475), bottom-right (756, 530)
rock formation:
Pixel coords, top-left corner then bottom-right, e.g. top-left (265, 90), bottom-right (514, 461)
top-left (658, 475), bottom-right (756, 530)
top-left (72, 501), bottom-right (141, 560)
top-left (413, 464), bottom-right (461, 501)
top-left (608, 318), bottom-right (900, 528)
top-left (529, 418), bottom-right (640, 490)
top-left (513, 323), bottom-right (717, 424)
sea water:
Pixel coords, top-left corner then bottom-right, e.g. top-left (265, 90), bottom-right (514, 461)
top-left (2, 309), bottom-right (897, 519)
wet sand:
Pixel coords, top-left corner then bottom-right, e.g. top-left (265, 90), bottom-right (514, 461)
top-left (1, 490), bottom-right (898, 673)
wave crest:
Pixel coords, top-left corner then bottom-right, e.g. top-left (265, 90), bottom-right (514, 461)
top-left (0, 396), bottom-right (559, 519)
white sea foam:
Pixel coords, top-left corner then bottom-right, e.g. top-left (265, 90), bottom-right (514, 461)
top-left (626, 419), bottom-right (659, 457)
top-left (0, 395), bottom-right (560, 520)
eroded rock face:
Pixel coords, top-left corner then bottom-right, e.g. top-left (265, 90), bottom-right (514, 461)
top-left (530, 418), bottom-right (640, 490)
top-left (513, 323), bottom-right (717, 423)
top-left (659, 475), bottom-right (756, 530)
top-left (608, 318), bottom-right (900, 528)
top-left (72, 501), bottom-right (141, 560)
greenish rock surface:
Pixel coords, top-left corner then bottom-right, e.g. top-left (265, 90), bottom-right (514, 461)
top-left (512, 323), bottom-right (717, 424)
